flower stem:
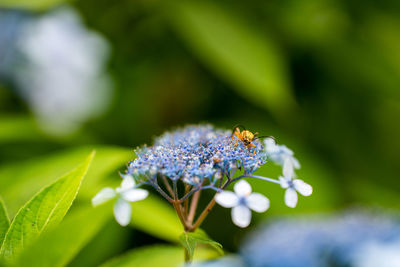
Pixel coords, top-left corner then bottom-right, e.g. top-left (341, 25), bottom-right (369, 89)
top-left (184, 184), bottom-right (190, 218)
top-left (189, 197), bottom-right (217, 232)
top-left (187, 190), bottom-right (201, 225)
top-left (151, 180), bottom-right (174, 203)
top-left (161, 176), bottom-right (174, 197)
top-left (184, 245), bottom-right (191, 263)
top-left (172, 200), bottom-right (189, 231)
top-left (187, 175), bottom-right (233, 231)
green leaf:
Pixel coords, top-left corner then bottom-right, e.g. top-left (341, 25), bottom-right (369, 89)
top-left (179, 229), bottom-right (223, 261)
top-left (169, 1), bottom-right (295, 114)
top-left (0, 146), bottom-right (131, 217)
top-left (0, 151), bottom-right (95, 262)
top-left (130, 195), bottom-right (182, 242)
top-left (100, 244), bottom-right (219, 267)
top-left (0, 198), bottom-right (10, 246)
top-left (13, 204), bottom-right (112, 267)
top-left (67, 218), bottom-right (131, 267)
top-left (0, 116), bottom-right (42, 144)
top-left (0, 0), bottom-right (67, 10)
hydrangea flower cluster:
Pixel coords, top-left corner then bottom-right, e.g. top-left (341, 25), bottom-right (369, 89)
top-left (92, 124), bottom-right (312, 230)
top-left (128, 125), bottom-right (265, 185)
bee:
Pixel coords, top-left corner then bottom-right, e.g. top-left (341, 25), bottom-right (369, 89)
top-left (231, 125), bottom-right (273, 155)
top-left (212, 157), bottom-right (221, 163)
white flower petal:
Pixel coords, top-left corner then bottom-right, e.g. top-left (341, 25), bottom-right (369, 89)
top-left (282, 158), bottom-right (294, 180)
top-left (279, 176), bottom-right (290, 189)
top-left (215, 191), bottom-right (239, 208)
top-left (122, 188), bottom-right (148, 202)
top-left (247, 193), bottom-right (270, 213)
top-left (234, 180), bottom-right (252, 197)
top-left (285, 188), bottom-right (298, 208)
top-left (281, 146), bottom-right (294, 156)
top-left (120, 175), bottom-right (135, 191)
top-left (232, 205), bottom-right (252, 228)
top-left (92, 187), bottom-right (116, 206)
top-left (292, 157), bottom-right (301, 169)
top-left (264, 138), bottom-right (280, 153)
top-left (113, 198), bottom-right (132, 226)
top-left (293, 179), bottom-right (313, 196)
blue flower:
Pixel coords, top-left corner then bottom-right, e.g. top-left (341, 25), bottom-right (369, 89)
top-left (128, 124), bottom-right (266, 186)
top-left (241, 210), bottom-right (400, 267)
top-left (93, 124), bottom-right (312, 228)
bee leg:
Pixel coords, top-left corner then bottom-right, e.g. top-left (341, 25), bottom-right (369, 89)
top-left (235, 131), bottom-right (242, 147)
top-left (248, 143), bottom-right (257, 155)
top-left (231, 129), bottom-right (242, 147)
top-left (231, 128), bottom-right (239, 140)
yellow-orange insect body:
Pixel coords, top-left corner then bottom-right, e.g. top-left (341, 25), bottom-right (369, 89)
top-left (231, 126), bottom-right (258, 155)
top-left (241, 130), bottom-right (255, 145)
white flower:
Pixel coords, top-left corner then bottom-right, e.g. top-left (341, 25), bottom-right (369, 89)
top-left (279, 159), bottom-right (312, 208)
top-left (92, 174), bottom-right (148, 226)
top-left (215, 180), bottom-right (269, 228)
top-left (264, 138), bottom-right (300, 169)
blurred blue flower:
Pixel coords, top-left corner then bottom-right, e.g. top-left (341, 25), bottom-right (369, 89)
top-left (241, 210), bottom-right (400, 267)
top-left (0, 6), bottom-right (112, 136)
top-left (192, 255), bottom-right (245, 267)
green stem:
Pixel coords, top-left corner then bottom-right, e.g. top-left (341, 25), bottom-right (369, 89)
top-left (184, 245), bottom-right (191, 263)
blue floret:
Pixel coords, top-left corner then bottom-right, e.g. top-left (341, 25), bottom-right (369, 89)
top-left (128, 124), bottom-right (267, 185)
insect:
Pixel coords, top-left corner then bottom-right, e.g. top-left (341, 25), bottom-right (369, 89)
top-left (231, 125), bottom-right (274, 155)
top-left (212, 157), bottom-right (222, 164)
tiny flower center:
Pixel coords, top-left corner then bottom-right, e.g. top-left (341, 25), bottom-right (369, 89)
top-left (238, 197), bottom-right (248, 206)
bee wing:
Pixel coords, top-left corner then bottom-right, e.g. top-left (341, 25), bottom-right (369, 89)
top-left (254, 135), bottom-right (276, 142)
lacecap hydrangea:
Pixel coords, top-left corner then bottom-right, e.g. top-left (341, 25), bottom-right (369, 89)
top-left (92, 124), bottom-right (313, 230)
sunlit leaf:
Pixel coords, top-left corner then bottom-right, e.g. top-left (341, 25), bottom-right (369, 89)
top-left (0, 198), bottom-right (10, 246)
top-left (0, 146), bottom-right (131, 216)
top-left (100, 245), bottom-right (219, 267)
top-left (169, 1), bottom-right (295, 114)
top-left (0, 0), bottom-right (67, 10)
top-left (13, 204), bottom-right (111, 267)
top-left (179, 229), bottom-right (223, 261)
top-left (0, 152), bottom-right (94, 262)
top-left (129, 195), bottom-right (182, 243)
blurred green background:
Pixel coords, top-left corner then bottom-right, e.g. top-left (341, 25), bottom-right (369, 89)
top-left (0, 0), bottom-right (399, 265)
